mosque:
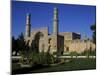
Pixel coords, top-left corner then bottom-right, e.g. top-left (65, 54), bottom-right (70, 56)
top-left (25, 7), bottom-right (95, 55)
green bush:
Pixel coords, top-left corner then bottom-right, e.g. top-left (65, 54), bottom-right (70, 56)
top-left (80, 50), bottom-right (96, 56)
top-left (19, 50), bottom-right (55, 66)
top-left (69, 52), bottom-right (79, 56)
top-left (66, 50), bottom-right (96, 56)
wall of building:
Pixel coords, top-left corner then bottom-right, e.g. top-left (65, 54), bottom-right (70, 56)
top-left (72, 32), bottom-right (81, 40)
top-left (48, 35), bottom-right (58, 54)
top-left (25, 27), bottom-right (49, 53)
top-left (64, 39), bottom-right (96, 53)
top-left (59, 32), bottom-right (81, 41)
top-left (57, 35), bottom-right (64, 55)
top-left (48, 34), bottom-right (64, 55)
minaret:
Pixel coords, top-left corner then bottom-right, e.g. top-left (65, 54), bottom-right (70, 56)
top-left (52, 7), bottom-right (59, 55)
top-left (53, 7), bottom-right (58, 35)
top-left (26, 13), bottom-right (31, 38)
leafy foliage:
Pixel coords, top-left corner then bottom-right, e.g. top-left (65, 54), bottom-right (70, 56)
top-left (90, 24), bottom-right (96, 44)
top-left (12, 33), bottom-right (29, 55)
top-left (63, 50), bottom-right (96, 56)
top-left (69, 52), bottom-right (78, 56)
top-left (80, 50), bottom-right (96, 56)
top-left (20, 50), bottom-right (55, 66)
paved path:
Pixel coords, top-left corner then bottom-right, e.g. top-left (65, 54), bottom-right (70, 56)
top-left (12, 55), bottom-right (96, 60)
top-left (57, 55), bottom-right (96, 59)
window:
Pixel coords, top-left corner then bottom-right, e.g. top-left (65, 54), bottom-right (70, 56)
top-left (48, 38), bottom-right (51, 43)
top-left (66, 47), bottom-right (69, 52)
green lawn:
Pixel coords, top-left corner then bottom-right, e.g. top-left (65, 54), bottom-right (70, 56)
top-left (12, 58), bottom-right (96, 74)
top-left (31, 58), bottom-right (96, 73)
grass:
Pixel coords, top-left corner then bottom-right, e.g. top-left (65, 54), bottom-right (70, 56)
top-left (12, 58), bottom-right (96, 74)
top-left (31, 58), bottom-right (96, 73)
top-left (12, 63), bottom-right (21, 71)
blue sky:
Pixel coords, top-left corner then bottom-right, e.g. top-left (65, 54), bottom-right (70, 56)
top-left (12, 1), bottom-right (96, 39)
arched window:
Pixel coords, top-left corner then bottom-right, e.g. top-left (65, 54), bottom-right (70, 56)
top-left (66, 47), bottom-right (69, 52)
top-left (48, 38), bottom-right (51, 43)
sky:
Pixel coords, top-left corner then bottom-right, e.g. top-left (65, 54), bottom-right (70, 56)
top-left (12, 1), bottom-right (96, 39)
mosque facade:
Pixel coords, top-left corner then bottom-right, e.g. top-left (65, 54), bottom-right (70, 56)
top-left (25, 7), bottom-right (95, 55)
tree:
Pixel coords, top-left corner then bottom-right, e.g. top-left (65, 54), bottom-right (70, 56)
top-left (17, 33), bottom-right (25, 51)
top-left (12, 36), bottom-right (19, 55)
top-left (12, 36), bottom-right (16, 52)
top-left (12, 33), bottom-right (29, 55)
top-left (90, 24), bottom-right (96, 44)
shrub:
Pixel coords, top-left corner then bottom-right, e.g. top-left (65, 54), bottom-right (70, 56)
top-left (19, 50), bottom-right (55, 66)
top-left (70, 52), bottom-right (79, 56)
top-left (80, 50), bottom-right (96, 56)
